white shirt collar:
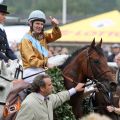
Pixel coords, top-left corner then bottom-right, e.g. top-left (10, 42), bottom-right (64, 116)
top-left (36, 93), bottom-right (45, 101)
top-left (36, 93), bottom-right (49, 101)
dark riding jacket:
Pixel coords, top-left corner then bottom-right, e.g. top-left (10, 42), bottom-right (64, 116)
top-left (0, 29), bottom-right (17, 62)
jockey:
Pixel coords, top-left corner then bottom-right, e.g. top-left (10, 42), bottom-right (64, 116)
top-left (19, 10), bottom-right (62, 83)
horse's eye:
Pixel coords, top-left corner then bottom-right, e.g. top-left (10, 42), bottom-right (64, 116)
top-left (94, 60), bottom-right (100, 64)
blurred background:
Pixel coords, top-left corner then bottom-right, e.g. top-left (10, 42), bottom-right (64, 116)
top-left (1, 0), bottom-right (120, 61)
top-left (4, 0), bottom-right (120, 25)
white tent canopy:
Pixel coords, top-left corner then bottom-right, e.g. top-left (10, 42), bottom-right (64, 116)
top-left (4, 25), bottom-right (29, 45)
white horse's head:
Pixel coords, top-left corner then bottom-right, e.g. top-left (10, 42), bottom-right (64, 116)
top-left (0, 59), bottom-right (23, 81)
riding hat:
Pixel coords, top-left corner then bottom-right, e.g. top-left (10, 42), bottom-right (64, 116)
top-left (0, 4), bottom-right (9, 14)
top-left (28, 10), bottom-right (46, 23)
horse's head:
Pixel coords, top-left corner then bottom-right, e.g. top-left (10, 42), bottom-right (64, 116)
top-left (87, 39), bottom-right (116, 91)
top-left (61, 38), bottom-right (115, 89)
top-left (60, 38), bottom-right (116, 119)
top-left (85, 39), bottom-right (115, 82)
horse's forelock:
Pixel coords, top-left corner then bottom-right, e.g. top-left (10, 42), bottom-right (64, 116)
top-left (94, 46), bottom-right (104, 56)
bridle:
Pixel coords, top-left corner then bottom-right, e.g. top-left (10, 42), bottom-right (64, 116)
top-left (62, 48), bottom-right (111, 86)
top-left (86, 48), bottom-right (111, 80)
top-left (62, 48), bottom-right (114, 105)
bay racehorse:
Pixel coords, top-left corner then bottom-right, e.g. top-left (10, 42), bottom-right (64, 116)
top-left (60, 39), bottom-right (116, 119)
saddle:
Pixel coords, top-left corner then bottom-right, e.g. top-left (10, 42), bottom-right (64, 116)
top-left (2, 80), bottom-right (30, 120)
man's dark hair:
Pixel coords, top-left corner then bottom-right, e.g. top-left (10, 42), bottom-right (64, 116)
top-left (31, 74), bottom-right (50, 92)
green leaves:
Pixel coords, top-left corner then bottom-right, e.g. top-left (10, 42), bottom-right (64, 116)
top-left (47, 67), bottom-right (76, 120)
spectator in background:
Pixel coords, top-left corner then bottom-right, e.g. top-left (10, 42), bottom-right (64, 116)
top-left (107, 44), bottom-right (120, 62)
top-left (0, 4), bottom-right (17, 62)
top-left (54, 46), bottom-right (62, 55)
top-left (115, 53), bottom-right (120, 67)
top-left (115, 53), bottom-right (120, 84)
top-left (60, 47), bottom-right (69, 55)
top-left (106, 53), bottom-right (120, 117)
top-left (19, 10), bottom-right (61, 83)
top-left (48, 46), bottom-right (54, 57)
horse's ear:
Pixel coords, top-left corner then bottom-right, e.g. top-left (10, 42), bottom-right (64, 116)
top-left (88, 38), bottom-right (95, 52)
top-left (96, 38), bottom-right (102, 47)
top-left (90, 38), bottom-right (95, 48)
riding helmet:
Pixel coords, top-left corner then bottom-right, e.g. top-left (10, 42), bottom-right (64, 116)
top-left (28, 10), bottom-right (46, 23)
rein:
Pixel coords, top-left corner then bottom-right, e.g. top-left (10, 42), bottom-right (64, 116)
top-left (14, 64), bottom-right (23, 79)
top-left (62, 48), bottom-right (114, 106)
top-left (23, 67), bottom-right (48, 79)
top-left (62, 73), bottom-right (94, 87)
top-left (0, 67), bottom-right (48, 81)
top-left (87, 50), bottom-right (115, 106)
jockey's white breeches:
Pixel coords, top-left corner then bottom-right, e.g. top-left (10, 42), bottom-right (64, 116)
top-left (23, 68), bottom-right (45, 83)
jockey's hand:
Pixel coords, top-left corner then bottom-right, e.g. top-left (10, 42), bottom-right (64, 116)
top-left (49, 16), bottom-right (59, 27)
top-left (75, 83), bottom-right (85, 92)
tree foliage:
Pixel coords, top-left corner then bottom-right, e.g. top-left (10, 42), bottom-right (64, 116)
top-left (3, 0), bottom-right (120, 20)
top-left (47, 67), bottom-right (76, 120)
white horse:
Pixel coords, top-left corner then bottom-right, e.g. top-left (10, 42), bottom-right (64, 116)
top-left (0, 59), bottom-right (23, 119)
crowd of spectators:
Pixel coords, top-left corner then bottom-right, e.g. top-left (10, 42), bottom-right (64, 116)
top-left (48, 46), bottom-right (69, 57)
top-left (9, 41), bottom-right (120, 63)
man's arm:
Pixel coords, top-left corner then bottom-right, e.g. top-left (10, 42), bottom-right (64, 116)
top-left (45, 16), bottom-right (62, 43)
top-left (51, 83), bottom-right (84, 109)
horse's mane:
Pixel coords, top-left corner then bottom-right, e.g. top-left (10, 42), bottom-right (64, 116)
top-left (59, 45), bottom-right (104, 70)
top-left (60, 45), bottom-right (89, 70)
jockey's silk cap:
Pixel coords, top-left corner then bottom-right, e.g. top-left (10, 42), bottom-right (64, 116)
top-left (0, 4), bottom-right (9, 14)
